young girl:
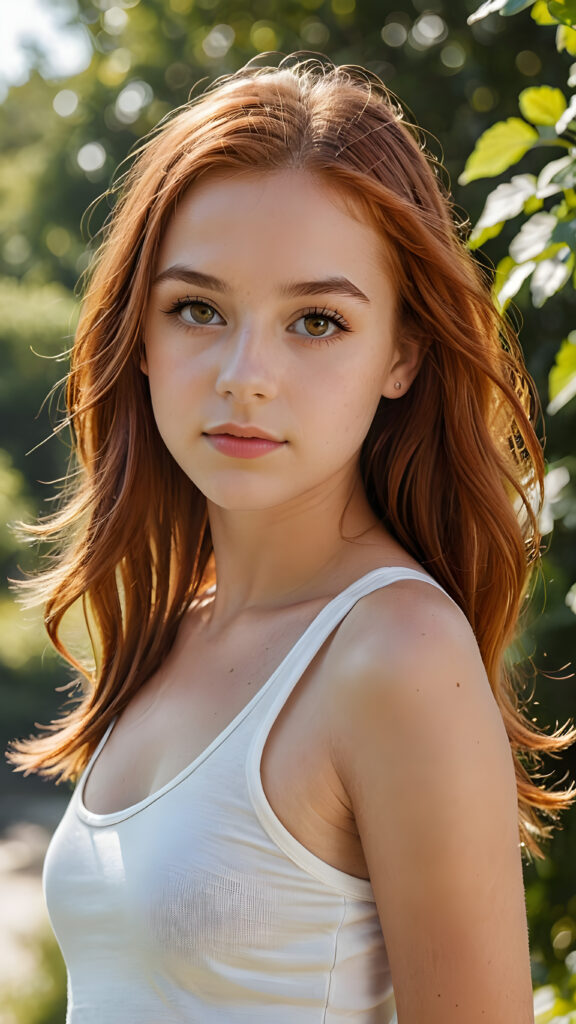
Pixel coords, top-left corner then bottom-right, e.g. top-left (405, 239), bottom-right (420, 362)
top-left (11, 56), bottom-right (575, 1023)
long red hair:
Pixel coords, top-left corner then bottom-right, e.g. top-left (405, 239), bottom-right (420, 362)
top-left (10, 57), bottom-right (574, 857)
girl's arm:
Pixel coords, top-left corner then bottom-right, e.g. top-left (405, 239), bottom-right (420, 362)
top-left (329, 582), bottom-right (535, 1024)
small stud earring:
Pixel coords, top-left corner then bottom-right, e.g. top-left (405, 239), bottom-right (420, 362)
top-left (394, 380), bottom-right (402, 391)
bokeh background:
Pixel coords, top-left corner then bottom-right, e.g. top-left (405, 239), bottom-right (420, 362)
top-left (1, 0), bottom-right (575, 1020)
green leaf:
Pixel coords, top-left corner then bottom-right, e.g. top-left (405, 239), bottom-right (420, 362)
top-left (509, 211), bottom-right (557, 260)
top-left (532, 0), bottom-right (560, 22)
top-left (494, 258), bottom-right (536, 308)
top-left (551, 198), bottom-right (570, 217)
top-left (519, 86), bottom-right (567, 125)
top-left (467, 0), bottom-right (535, 23)
top-left (468, 221), bottom-right (506, 250)
top-left (493, 255), bottom-right (516, 287)
top-left (524, 195), bottom-right (544, 212)
top-left (548, 331), bottom-right (576, 412)
top-left (556, 93), bottom-right (576, 132)
top-left (530, 247), bottom-right (574, 305)
top-left (557, 24), bottom-right (576, 52)
top-left (472, 174), bottom-right (536, 234)
top-left (537, 155), bottom-right (576, 194)
top-left (547, 0), bottom-right (576, 26)
top-left (459, 119), bottom-right (539, 183)
top-left (551, 216), bottom-right (576, 250)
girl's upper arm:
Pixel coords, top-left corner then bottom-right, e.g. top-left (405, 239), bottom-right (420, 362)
top-left (329, 584), bottom-right (535, 1024)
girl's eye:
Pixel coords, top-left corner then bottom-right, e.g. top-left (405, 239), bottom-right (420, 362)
top-left (290, 309), bottom-right (351, 341)
top-left (163, 298), bottom-right (224, 326)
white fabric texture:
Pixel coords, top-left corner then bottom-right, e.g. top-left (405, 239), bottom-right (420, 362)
top-left (44, 567), bottom-right (450, 1022)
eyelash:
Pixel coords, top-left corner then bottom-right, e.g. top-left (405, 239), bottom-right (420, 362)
top-left (298, 306), bottom-right (352, 345)
top-left (161, 296), bottom-right (222, 324)
top-left (161, 296), bottom-right (352, 344)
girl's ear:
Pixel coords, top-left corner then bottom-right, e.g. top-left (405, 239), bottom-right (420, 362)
top-left (140, 345), bottom-right (149, 376)
top-left (382, 334), bottom-right (425, 400)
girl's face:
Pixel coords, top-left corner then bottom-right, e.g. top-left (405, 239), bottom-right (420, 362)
top-left (143, 169), bottom-right (418, 514)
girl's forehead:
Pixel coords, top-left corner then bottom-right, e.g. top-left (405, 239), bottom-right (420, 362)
top-left (157, 168), bottom-right (392, 281)
top-left (167, 167), bottom-right (346, 220)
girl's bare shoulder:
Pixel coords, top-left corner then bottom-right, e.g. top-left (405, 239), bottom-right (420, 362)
top-left (327, 575), bottom-right (483, 700)
top-left (322, 574), bottom-right (509, 798)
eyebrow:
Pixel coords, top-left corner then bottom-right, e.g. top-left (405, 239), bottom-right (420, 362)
top-left (153, 265), bottom-right (370, 303)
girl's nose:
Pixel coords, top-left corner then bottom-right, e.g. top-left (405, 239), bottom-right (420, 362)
top-left (215, 329), bottom-right (278, 402)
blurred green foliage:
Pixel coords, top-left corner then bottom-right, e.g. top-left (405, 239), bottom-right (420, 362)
top-left (464, 0), bottom-right (576, 410)
top-left (0, 929), bottom-right (67, 1024)
top-left (1, 0), bottom-right (575, 1003)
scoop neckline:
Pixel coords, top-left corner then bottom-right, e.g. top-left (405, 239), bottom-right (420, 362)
top-left (75, 565), bottom-right (441, 827)
top-left (76, 648), bottom-right (293, 826)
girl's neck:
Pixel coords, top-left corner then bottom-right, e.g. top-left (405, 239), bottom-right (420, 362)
top-left (206, 479), bottom-right (386, 625)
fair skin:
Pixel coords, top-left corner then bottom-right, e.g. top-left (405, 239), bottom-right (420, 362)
top-left (83, 169), bottom-right (535, 1022)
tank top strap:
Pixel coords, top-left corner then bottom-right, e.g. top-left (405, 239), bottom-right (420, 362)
top-left (244, 567), bottom-right (455, 899)
top-left (257, 566), bottom-right (453, 717)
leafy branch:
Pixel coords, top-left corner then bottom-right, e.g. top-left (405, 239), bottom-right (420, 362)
top-left (463, 0), bottom-right (576, 415)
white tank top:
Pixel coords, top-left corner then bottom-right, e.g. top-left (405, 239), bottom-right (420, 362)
top-left (43, 567), bottom-right (450, 1023)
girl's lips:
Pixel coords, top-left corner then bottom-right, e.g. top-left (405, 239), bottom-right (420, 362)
top-left (203, 433), bottom-right (286, 459)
